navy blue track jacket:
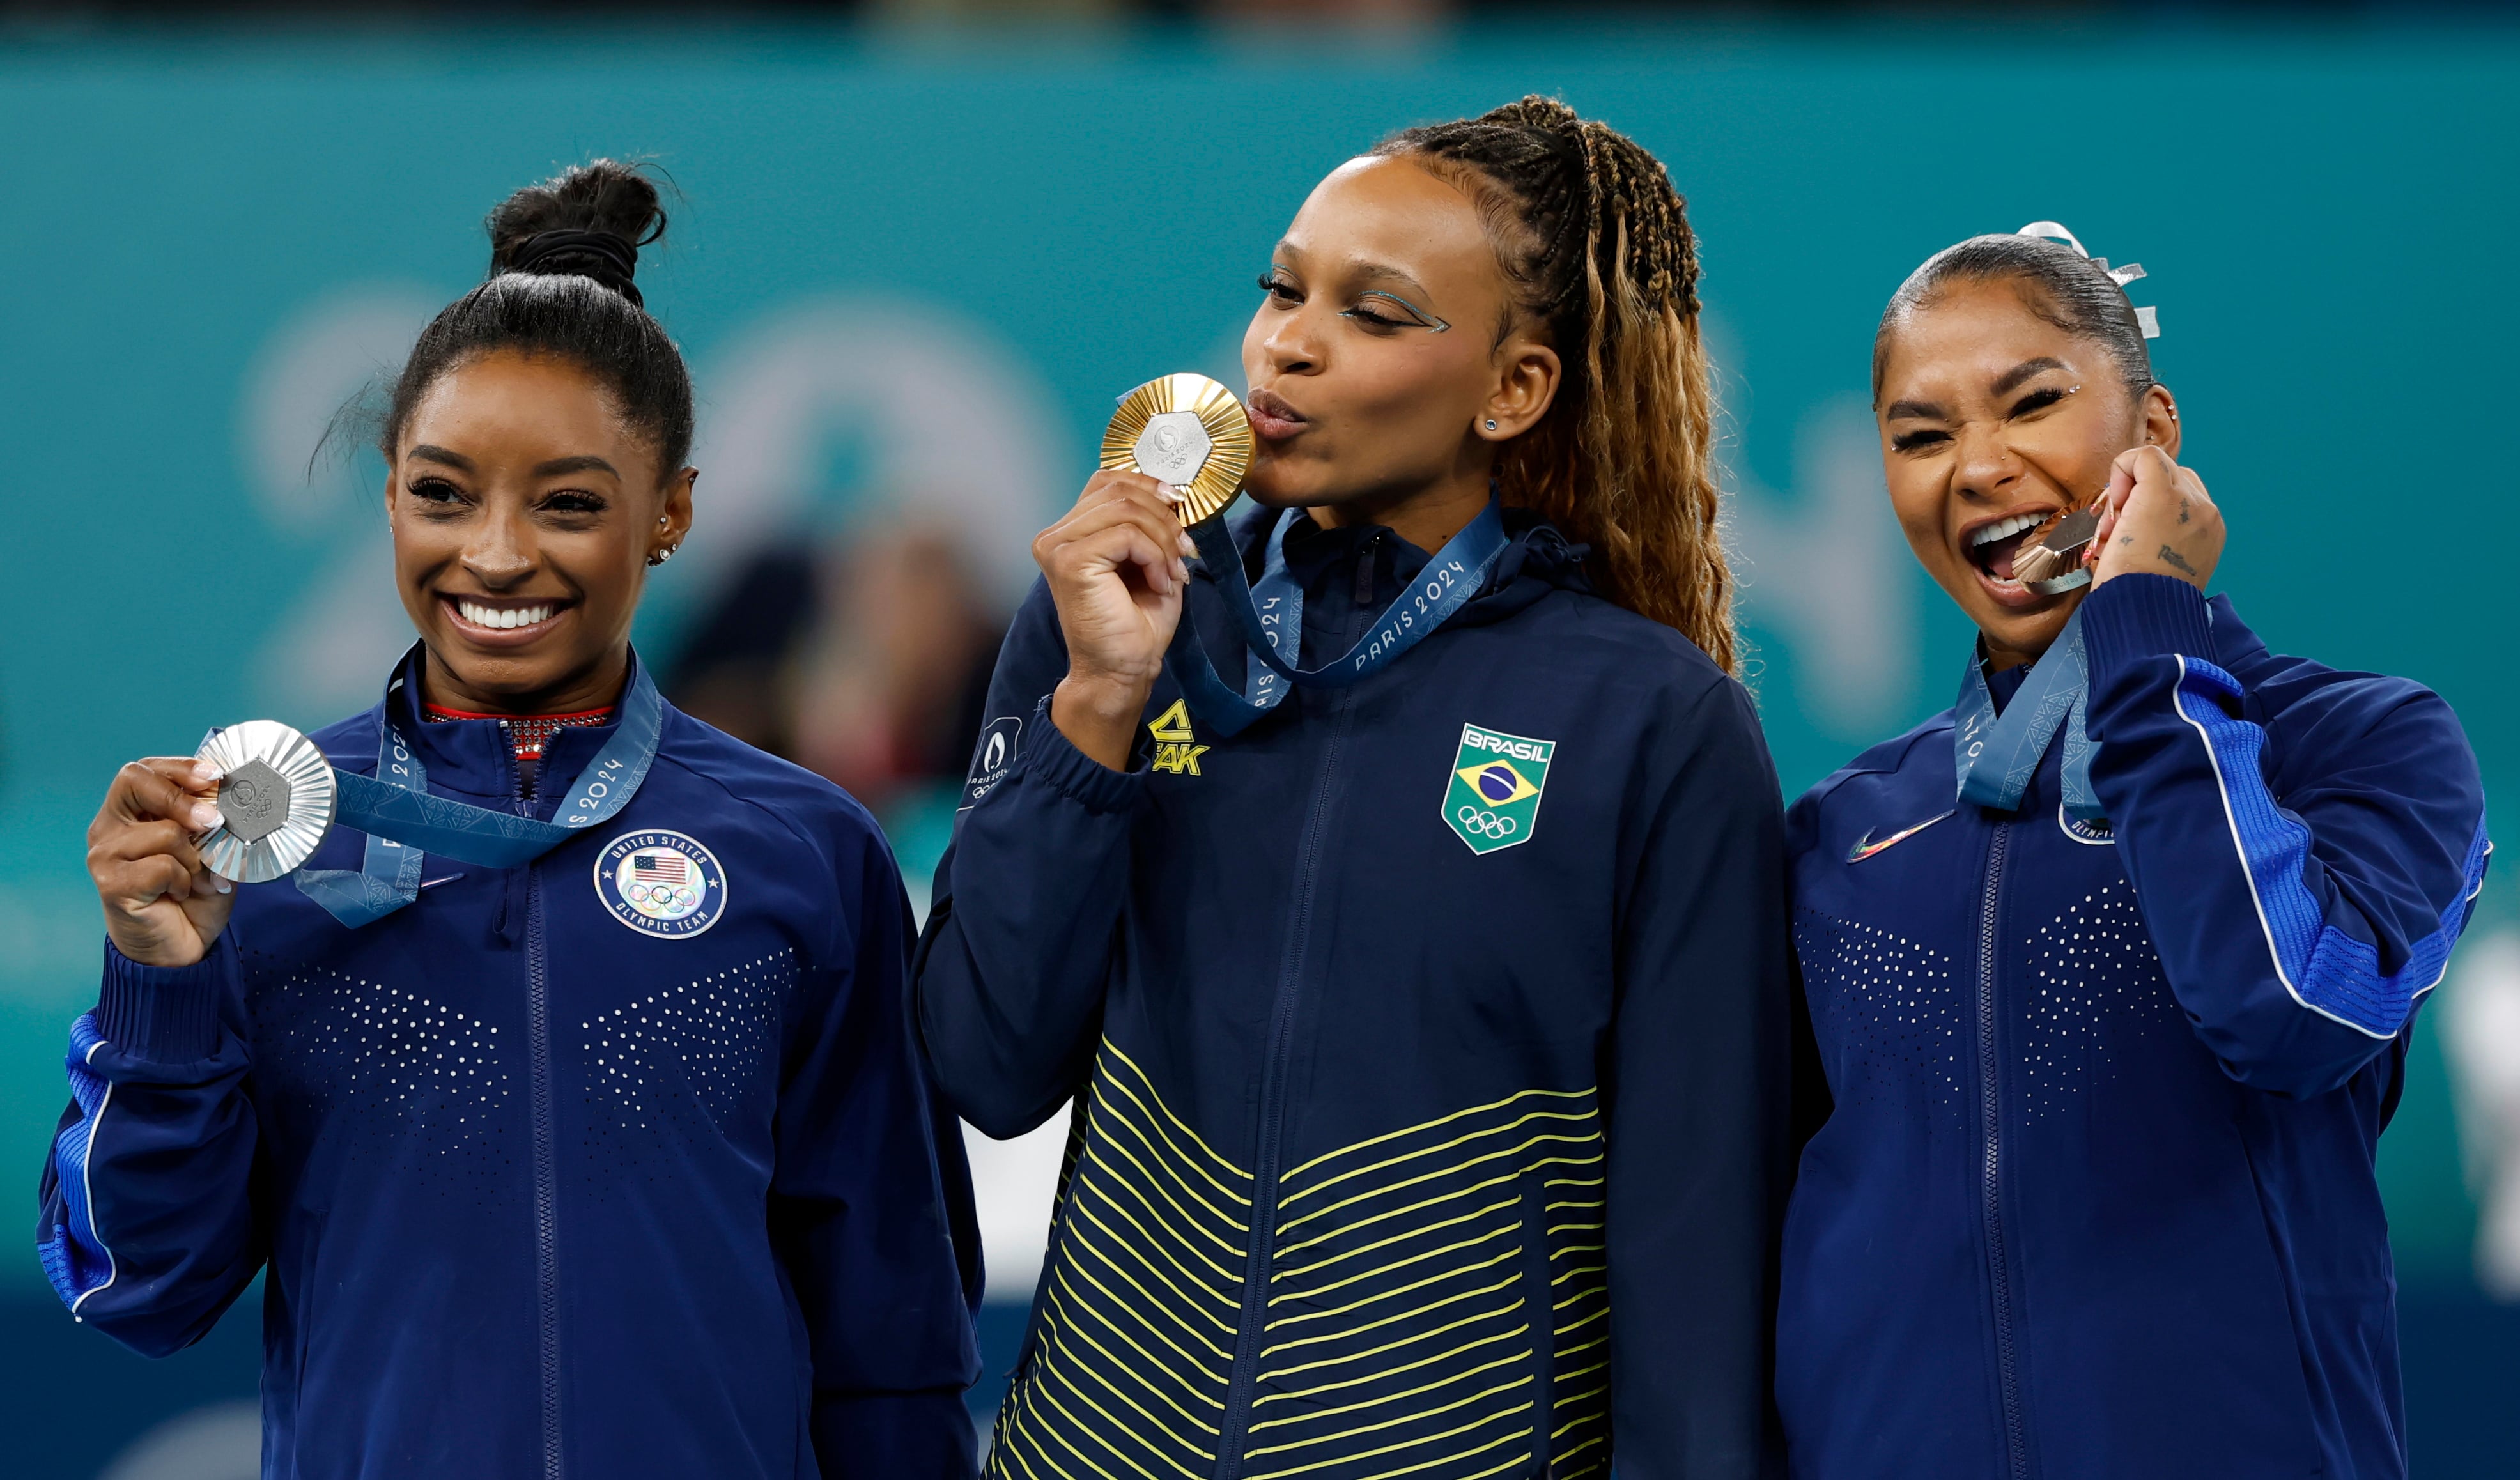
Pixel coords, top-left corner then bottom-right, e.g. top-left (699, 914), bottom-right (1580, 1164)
top-left (1780, 574), bottom-right (2491, 1479)
top-left (916, 509), bottom-right (1795, 1480)
top-left (37, 656), bottom-right (983, 1479)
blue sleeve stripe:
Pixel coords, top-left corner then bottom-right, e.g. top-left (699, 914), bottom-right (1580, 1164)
top-left (2171, 656), bottom-right (2491, 1040)
top-left (42, 1013), bottom-right (120, 1317)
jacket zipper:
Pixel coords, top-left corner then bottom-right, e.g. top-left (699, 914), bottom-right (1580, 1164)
top-left (1975, 819), bottom-right (2027, 1480)
top-left (505, 722), bottom-right (566, 1480)
top-left (1212, 540), bottom-right (1375, 1478)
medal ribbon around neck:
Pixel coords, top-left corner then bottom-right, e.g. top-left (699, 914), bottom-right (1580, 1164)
top-left (1168, 500), bottom-right (1510, 736)
top-left (1953, 609), bottom-right (2105, 823)
top-left (1104, 373), bottom-right (1511, 737)
top-left (290, 645), bottom-right (666, 927)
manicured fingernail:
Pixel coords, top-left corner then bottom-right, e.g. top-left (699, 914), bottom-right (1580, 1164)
top-left (1174, 559), bottom-right (1189, 583)
top-left (194, 762), bottom-right (225, 783)
top-left (1178, 531), bottom-right (1197, 557)
top-left (1155, 481), bottom-right (1181, 504)
top-left (215, 877), bottom-right (233, 895)
top-left (191, 804), bottom-right (224, 831)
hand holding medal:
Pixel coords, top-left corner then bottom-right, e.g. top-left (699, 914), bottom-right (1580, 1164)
top-left (88, 755), bottom-right (243, 969)
top-left (1040, 373), bottom-right (1253, 767)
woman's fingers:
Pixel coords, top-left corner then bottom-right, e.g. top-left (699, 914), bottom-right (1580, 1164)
top-left (91, 818), bottom-right (205, 870)
top-left (1039, 500), bottom-right (1194, 593)
top-left (2091, 447), bottom-right (2223, 591)
top-left (97, 757), bottom-right (224, 836)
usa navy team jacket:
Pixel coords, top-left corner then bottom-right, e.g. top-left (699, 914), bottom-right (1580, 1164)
top-left (916, 510), bottom-right (1795, 1480)
top-left (37, 657), bottom-right (984, 1479)
top-left (1781, 574), bottom-right (2491, 1479)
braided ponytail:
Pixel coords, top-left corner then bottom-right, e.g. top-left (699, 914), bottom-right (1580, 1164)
top-left (1376, 98), bottom-right (1736, 674)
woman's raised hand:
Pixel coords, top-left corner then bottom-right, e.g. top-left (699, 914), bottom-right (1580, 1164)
top-left (1034, 469), bottom-right (1197, 769)
top-left (88, 758), bottom-right (236, 969)
top-left (2089, 445), bottom-right (2225, 594)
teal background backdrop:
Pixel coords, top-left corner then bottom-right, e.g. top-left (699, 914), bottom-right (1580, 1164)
top-left (1, 18), bottom-right (2514, 1476)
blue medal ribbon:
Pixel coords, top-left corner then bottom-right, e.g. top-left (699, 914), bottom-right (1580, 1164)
top-left (293, 647), bottom-right (665, 927)
top-left (1953, 609), bottom-right (2103, 822)
top-left (1166, 498), bottom-right (1511, 737)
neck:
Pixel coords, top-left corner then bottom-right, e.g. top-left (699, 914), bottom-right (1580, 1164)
top-left (421, 644), bottom-right (632, 717)
top-left (1307, 466), bottom-right (1490, 554)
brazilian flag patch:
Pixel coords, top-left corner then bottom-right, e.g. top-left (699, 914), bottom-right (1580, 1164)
top-left (1442, 723), bottom-right (1554, 856)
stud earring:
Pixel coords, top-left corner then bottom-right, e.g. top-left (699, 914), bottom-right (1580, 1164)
top-left (647, 545), bottom-right (677, 567)
top-left (1484, 419), bottom-right (1499, 432)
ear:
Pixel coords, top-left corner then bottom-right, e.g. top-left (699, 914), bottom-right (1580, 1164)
top-left (655, 467), bottom-right (698, 555)
top-left (1479, 334), bottom-right (1562, 442)
top-left (2138, 383), bottom-right (2181, 459)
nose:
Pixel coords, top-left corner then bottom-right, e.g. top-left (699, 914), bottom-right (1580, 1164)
top-left (1949, 420), bottom-right (2022, 505)
top-left (1253, 302), bottom-right (1323, 378)
top-left (461, 504), bottom-right (536, 589)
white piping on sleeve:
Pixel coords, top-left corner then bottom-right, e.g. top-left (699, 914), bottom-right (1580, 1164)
top-left (67, 1036), bottom-right (118, 1320)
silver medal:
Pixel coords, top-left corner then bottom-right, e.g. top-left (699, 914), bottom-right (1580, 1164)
top-left (195, 720), bottom-right (337, 883)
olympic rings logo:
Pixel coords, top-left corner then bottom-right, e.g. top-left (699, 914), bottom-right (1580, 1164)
top-left (1455, 805), bottom-right (1519, 840)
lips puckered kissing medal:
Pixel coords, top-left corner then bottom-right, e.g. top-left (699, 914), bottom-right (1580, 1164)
top-left (195, 721), bottom-right (339, 883)
top-left (1108, 372), bottom-right (1513, 738)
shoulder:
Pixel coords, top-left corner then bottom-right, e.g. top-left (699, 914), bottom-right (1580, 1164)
top-left (1527, 587), bottom-right (1735, 704)
top-left (651, 707), bottom-right (892, 870)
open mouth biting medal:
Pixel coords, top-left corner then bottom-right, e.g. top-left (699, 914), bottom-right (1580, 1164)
top-left (1104, 371), bottom-right (1514, 737)
top-left (2006, 504), bottom-right (2102, 595)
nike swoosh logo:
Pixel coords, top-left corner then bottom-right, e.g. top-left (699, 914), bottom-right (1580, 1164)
top-left (419, 874), bottom-right (465, 890)
top-left (1848, 810), bottom-right (1955, 863)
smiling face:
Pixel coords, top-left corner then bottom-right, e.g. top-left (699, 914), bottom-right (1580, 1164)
top-left (1876, 277), bottom-right (2179, 667)
top-left (1241, 154), bottom-right (1559, 525)
top-left (389, 348), bottom-right (695, 713)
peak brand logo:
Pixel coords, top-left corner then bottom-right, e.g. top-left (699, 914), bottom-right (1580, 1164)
top-left (1442, 723), bottom-right (1554, 855)
top-left (1146, 700), bottom-right (1210, 777)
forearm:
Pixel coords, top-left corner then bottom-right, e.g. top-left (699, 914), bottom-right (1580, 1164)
top-left (916, 705), bottom-right (1145, 1137)
top-left (39, 940), bottom-right (264, 1354)
top-left (2084, 576), bottom-right (2491, 1093)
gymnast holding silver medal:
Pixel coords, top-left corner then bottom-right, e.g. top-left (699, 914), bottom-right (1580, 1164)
top-left (41, 164), bottom-right (981, 1479)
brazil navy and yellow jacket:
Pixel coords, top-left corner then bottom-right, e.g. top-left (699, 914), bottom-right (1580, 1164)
top-left (1780, 574), bottom-right (2491, 1479)
top-left (916, 509), bottom-right (1795, 1480)
top-left (36, 652), bottom-right (983, 1480)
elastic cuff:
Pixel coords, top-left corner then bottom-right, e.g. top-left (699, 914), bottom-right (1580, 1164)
top-left (2080, 574), bottom-right (2217, 684)
top-left (1022, 698), bottom-right (1148, 816)
top-left (96, 940), bottom-right (229, 1063)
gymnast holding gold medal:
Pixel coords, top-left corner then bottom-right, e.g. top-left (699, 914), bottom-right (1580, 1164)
top-left (919, 98), bottom-right (1793, 1479)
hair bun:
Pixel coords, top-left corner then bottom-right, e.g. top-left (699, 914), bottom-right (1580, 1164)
top-left (485, 159), bottom-right (667, 307)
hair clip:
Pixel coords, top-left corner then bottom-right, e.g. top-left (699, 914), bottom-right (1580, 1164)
top-left (2017, 220), bottom-right (2161, 340)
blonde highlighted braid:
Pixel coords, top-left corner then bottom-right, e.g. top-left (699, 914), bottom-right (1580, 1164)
top-left (1377, 96), bottom-right (1735, 674)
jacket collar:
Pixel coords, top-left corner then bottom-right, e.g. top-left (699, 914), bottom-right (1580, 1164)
top-left (371, 642), bottom-right (635, 803)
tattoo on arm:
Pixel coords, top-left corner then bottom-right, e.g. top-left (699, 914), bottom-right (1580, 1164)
top-left (2158, 544), bottom-right (2197, 577)
top-left (2177, 496), bottom-right (2191, 524)
top-left (2119, 536), bottom-right (2133, 547)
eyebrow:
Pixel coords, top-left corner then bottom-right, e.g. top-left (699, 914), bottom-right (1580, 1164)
top-left (1991, 357), bottom-right (2068, 396)
top-left (533, 454), bottom-right (619, 479)
top-left (1883, 399), bottom-right (1946, 421)
top-left (408, 443), bottom-right (473, 471)
top-left (1274, 241), bottom-right (1434, 298)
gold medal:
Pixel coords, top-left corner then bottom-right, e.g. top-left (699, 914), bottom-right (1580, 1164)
top-left (1101, 373), bottom-right (1253, 525)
